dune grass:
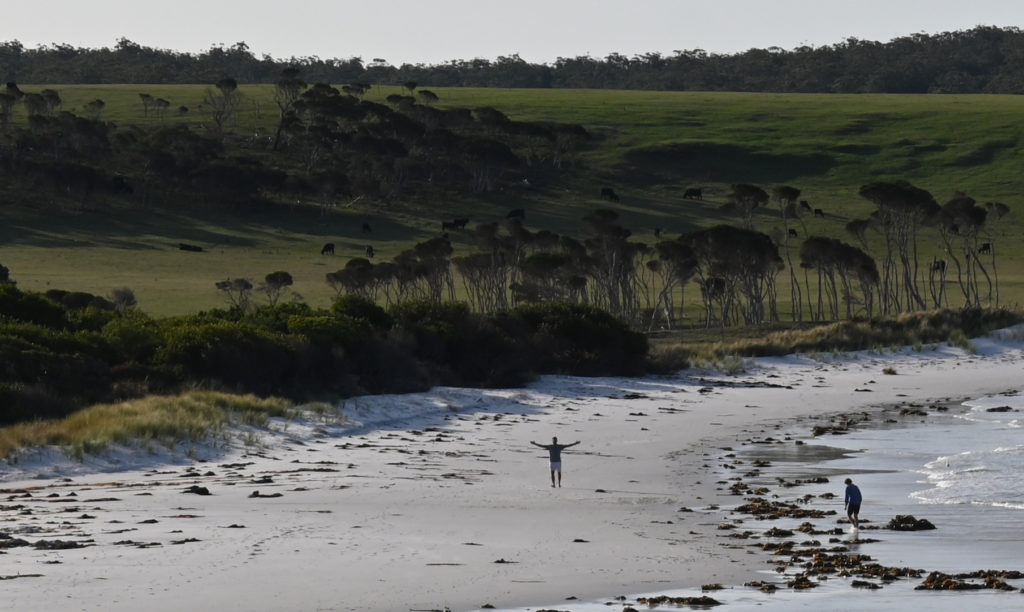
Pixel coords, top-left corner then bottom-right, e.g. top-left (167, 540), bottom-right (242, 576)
top-left (648, 307), bottom-right (1023, 372)
top-left (0, 391), bottom-right (295, 461)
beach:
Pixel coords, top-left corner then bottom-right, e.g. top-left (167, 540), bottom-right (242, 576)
top-left (3, 329), bottom-right (1024, 611)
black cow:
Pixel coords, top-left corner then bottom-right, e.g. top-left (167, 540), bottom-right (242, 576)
top-left (799, 200), bottom-right (812, 212)
top-left (365, 245), bottom-right (375, 259)
top-left (813, 208), bottom-right (825, 218)
top-left (321, 242), bottom-right (335, 256)
top-left (978, 243), bottom-right (992, 255)
top-left (654, 227), bottom-right (663, 239)
top-left (600, 187), bottom-right (620, 202)
top-left (179, 243), bottom-right (203, 252)
top-left (788, 228), bottom-right (798, 238)
top-left (452, 217), bottom-right (469, 229)
top-left (361, 223), bottom-right (372, 234)
top-left (506, 208), bottom-right (526, 220)
top-left (931, 258), bottom-right (946, 273)
top-left (683, 188), bottom-right (703, 200)
top-left (441, 220), bottom-right (457, 231)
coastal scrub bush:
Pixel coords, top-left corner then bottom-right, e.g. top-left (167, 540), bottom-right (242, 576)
top-left (156, 320), bottom-right (297, 393)
top-left (512, 302), bottom-right (648, 376)
top-left (101, 313), bottom-right (162, 363)
top-left (0, 285), bottom-right (68, 329)
top-left (332, 294), bottom-right (392, 332)
top-left (287, 314), bottom-right (370, 348)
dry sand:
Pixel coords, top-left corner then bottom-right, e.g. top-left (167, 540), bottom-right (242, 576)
top-left (2, 331), bottom-right (1023, 611)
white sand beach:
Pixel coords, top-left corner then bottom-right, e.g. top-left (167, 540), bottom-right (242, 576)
top-left (3, 330), bottom-right (1024, 612)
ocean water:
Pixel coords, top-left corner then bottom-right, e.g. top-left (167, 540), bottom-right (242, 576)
top-left (914, 393), bottom-right (1024, 511)
top-left (488, 390), bottom-right (1024, 612)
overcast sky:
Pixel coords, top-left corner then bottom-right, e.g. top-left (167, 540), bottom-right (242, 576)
top-left (4, 1), bottom-right (1023, 65)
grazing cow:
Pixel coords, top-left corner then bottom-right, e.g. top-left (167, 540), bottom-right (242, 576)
top-left (365, 245), bottom-right (375, 259)
top-left (178, 243), bottom-right (203, 252)
top-left (361, 223), bottom-right (372, 234)
top-left (931, 258), bottom-right (946, 273)
top-left (799, 200), bottom-right (812, 212)
top-left (452, 217), bottom-right (469, 230)
top-left (441, 220), bottom-right (457, 231)
top-left (788, 228), bottom-right (798, 238)
top-left (813, 208), bottom-right (825, 218)
top-left (321, 242), bottom-right (335, 256)
top-left (654, 227), bottom-right (663, 239)
top-left (506, 208), bottom-right (526, 220)
top-left (600, 187), bottom-right (620, 202)
top-left (949, 224), bottom-right (959, 235)
top-left (683, 188), bottom-right (703, 200)
top-left (978, 242), bottom-right (992, 255)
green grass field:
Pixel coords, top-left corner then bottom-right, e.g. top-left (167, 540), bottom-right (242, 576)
top-left (3, 85), bottom-right (1023, 317)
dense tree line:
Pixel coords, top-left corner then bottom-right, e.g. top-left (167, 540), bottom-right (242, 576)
top-left (4, 27), bottom-right (1024, 93)
top-left (0, 73), bottom-right (588, 210)
top-left (311, 178), bottom-right (1005, 333)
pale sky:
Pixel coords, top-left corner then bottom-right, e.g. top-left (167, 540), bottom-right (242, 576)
top-left (4, 1), bottom-right (1023, 65)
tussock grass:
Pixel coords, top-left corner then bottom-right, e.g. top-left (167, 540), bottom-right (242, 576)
top-left (0, 391), bottom-right (293, 460)
top-left (649, 308), bottom-right (1023, 371)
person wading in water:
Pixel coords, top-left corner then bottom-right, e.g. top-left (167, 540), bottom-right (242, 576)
top-left (530, 437), bottom-right (580, 487)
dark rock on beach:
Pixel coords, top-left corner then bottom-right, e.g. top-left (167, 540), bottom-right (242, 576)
top-left (886, 515), bottom-right (936, 531)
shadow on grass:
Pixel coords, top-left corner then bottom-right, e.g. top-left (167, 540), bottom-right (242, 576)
top-left (619, 142), bottom-right (837, 185)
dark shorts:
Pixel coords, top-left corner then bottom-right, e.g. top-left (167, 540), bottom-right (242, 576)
top-left (847, 503), bottom-right (861, 515)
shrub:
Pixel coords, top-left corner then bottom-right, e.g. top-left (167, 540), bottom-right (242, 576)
top-left (332, 294), bottom-right (392, 331)
top-left (0, 383), bottom-right (79, 426)
top-left (0, 285), bottom-right (68, 329)
top-left (246, 302), bottom-right (314, 333)
top-left (512, 302), bottom-right (648, 376)
top-left (287, 314), bottom-right (370, 348)
top-left (102, 313), bottom-right (162, 363)
top-left (156, 321), bottom-right (297, 393)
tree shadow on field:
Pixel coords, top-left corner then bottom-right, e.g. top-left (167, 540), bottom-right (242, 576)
top-left (618, 142), bottom-right (837, 185)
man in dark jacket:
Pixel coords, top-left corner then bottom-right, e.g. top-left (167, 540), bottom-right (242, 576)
top-left (844, 478), bottom-right (863, 529)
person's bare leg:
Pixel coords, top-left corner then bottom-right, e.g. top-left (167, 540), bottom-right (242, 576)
top-left (550, 470), bottom-right (555, 487)
top-left (557, 471), bottom-right (562, 487)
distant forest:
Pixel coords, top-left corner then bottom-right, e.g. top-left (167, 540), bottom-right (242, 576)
top-left (3, 26), bottom-right (1024, 93)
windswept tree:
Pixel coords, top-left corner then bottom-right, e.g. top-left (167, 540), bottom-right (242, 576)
top-left (649, 237), bottom-right (697, 329)
top-left (417, 89), bottom-right (439, 104)
top-left (581, 209), bottom-right (642, 323)
top-left (203, 77), bottom-right (242, 137)
top-left (772, 184), bottom-right (804, 320)
top-left (721, 183), bottom-right (769, 230)
top-left (272, 67), bottom-right (306, 150)
top-left (683, 225), bottom-right (782, 326)
top-left (215, 277), bottom-right (253, 312)
top-left (326, 258), bottom-right (377, 300)
top-left (138, 92), bottom-right (154, 116)
top-left (259, 271), bottom-right (294, 306)
top-left (82, 98), bottom-right (105, 121)
top-left (393, 237), bottom-right (454, 304)
top-left (857, 181), bottom-right (940, 313)
top-left (799, 237), bottom-right (879, 320)
top-left (936, 194), bottom-right (992, 307)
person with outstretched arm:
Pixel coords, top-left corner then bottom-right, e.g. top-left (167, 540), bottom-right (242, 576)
top-left (844, 478), bottom-right (862, 529)
top-left (530, 437), bottom-right (580, 487)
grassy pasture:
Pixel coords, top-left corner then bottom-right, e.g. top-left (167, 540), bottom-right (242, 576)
top-left (3, 86), bottom-right (1024, 316)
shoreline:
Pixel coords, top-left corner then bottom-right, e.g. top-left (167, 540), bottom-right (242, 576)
top-left (2, 335), bottom-right (1024, 611)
